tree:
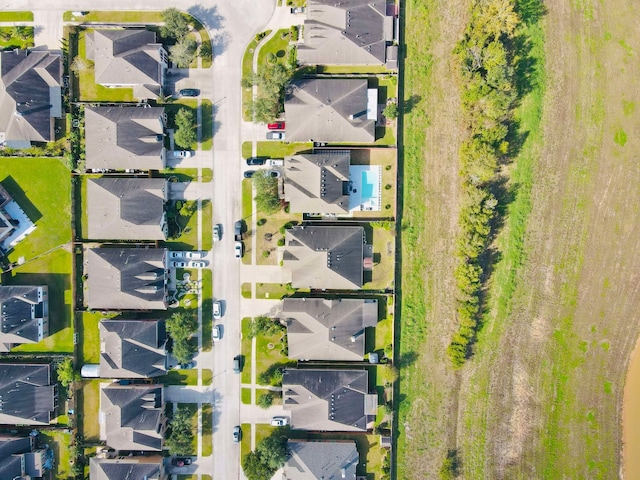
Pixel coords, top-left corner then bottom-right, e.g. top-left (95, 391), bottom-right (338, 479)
top-left (247, 96), bottom-right (280, 124)
top-left (243, 63), bottom-right (292, 123)
top-left (179, 200), bottom-right (198, 218)
top-left (173, 107), bottom-right (197, 149)
top-left (170, 36), bottom-right (198, 68)
top-left (199, 41), bottom-right (212, 61)
top-left (257, 392), bottom-right (274, 409)
top-left (383, 102), bottom-right (398, 120)
top-left (242, 451), bottom-right (273, 480)
top-left (166, 406), bottom-right (194, 455)
top-left (70, 56), bottom-right (93, 74)
top-left (242, 432), bottom-right (288, 480)
top-left (167, 311), bottom-right (198, 338)
top-left (161, 8), bottom-right (190, 40)
top-left (253, 170), bottom-right (280, 214)
top-left (57, 358), bottom-right (80, 387)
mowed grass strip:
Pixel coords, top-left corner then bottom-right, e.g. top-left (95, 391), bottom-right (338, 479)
top-left (202, 403), bottom-right (213, 456)
top-left (0, 11), bottom-right (33, 21)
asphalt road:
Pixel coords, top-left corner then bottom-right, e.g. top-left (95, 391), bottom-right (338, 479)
top-left (7, 0), bottom-right (276, 478)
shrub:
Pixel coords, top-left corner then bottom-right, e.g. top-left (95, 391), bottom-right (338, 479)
top-left (257, 392), bottom-right (274, 408)
top-left (277, 237), bottom-right (285, 247)
top-left (262, 250), bottom-right (270, 258)
top-left (257, 218), bottom-right (267, 226)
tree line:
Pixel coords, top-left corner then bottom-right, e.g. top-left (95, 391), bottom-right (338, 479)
top-left (448, 0), bottom-right (521, 367)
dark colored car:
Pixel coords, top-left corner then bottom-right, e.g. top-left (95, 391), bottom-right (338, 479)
top-left (233, 425), bottom-right (242, 443)
top-left (246, 157), bottom-right (266, 166)
top-left (267, 122), bottom-right (285, 130)
top-left (171, 457), bottom-right (192, 467)
top-left (233, 355), bottom-right (242, 373)
top-left (179, 88), bottom-right (200, 97)
top-left (244, 170), bottom-right (256, 178)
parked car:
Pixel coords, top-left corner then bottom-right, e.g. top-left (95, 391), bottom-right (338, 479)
top-left (170, 251), bottom-right (185, 258)
top-left (267, 122), bottom-right (285, 130)
top-left (213, 224), bottom-right (221, 242)
top-left (234, 221), bottom-right (243, 240)
top-left (244, 170), bottom-right (256, 178)
top-left (233, 356), bottom-right (242, 373)
top-left (268, 170), bottom-right (282, 178)
top-left (171, 261), bottom-right (187, 268)
top-left (179, 88), bottom-right (200, 97)
top-left (180, 361), bottom-right (195, 369)
top-left (213, 301), bottom-right (222, 319)
top-left (187, 260), bottom-right (207, 268)
top-left (246, 157), bottom-right (267, 166)
top-left (171, 457), bottom-right (192, 466)
top-left (172, 150), bottom-right (193, 158)
top-left (270, 417), bottom-right (289, 426)
top-left (290, 6), bottom-right (305, 13)
top-left (233, 425), bottom-right (242, 443)
top-left (185, 251), bottom-right (204, 259)
top-left (266, 131), bottom-right (285, 140)
top-left (234, 241), bottom-right (244, 259)
top-left (212, 324), bottom-right (221, 342)
top-left (266, 158), bottom-right (284, 167)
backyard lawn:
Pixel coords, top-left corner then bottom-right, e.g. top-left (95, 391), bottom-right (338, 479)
top-left (0, 157), bottom-right (71, 262)
top-left (40, 430), bottom-right (73, 479)
top-left (350, 149), bottom-right (397, 219)
top-left (80, 311), bottom-right (115, 363)
top-left (79, 380), bottom-right (102, 442)
top-left (363, 225), bottom-right (396, 290)
top-left (10, 249), bottom-right (74, 353)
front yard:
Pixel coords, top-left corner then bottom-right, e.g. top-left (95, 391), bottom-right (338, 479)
top-left (255, 209), bottom-right (301, 266)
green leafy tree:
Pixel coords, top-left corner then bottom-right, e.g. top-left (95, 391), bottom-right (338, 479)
top-left (199, 41), bottom-right (212, 60)
top-left (57, 358), bottom-right (80, 387)
top-left (383, 102), bottom-right (398, 119)
top-left (170, 36), bottom-right (198, 68)
top-left (243, 63), bottom-right (292, 123)
top-left (161, 8), bottom-right (190, 40)
top-left (242, 451), bottom-right (273, 480)
top-left (166, 406), bottom-right (194, 455)
top-left (179, 200), bottom-right (198, 218)
top-left (167, 311), bottom-right (198, 364)
top-left (174, 108), bottom-right (197, 148)
top-left (242, 432), bottom-right (288, 480)
top-left (253, 170), bottom-right (280, 214)
top-left (257, 392), bottom-right (274, 409)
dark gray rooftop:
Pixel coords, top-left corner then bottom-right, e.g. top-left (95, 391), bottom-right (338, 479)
top-left (284, 79), bottom-right (375, 143)
top-left (0, 285), bottom-right (48, 351)
top-left (99, 319), bottom-right (168, 378)
top-left (0, 49), bottom-right (62, 146)
top-left (0, 435), bottom-right (32, 480)
top-left (284, 225), bottom-right (365, 289)
top-left (283, 369), bottom-right (375, 431)
top-left (90, 457), bottom-right (164, 480)
top-left (0, 363), bottom-right (56, 425)
top-left (284, 440), bottom-right (358, 480)
top-left (298, 0), bottom-right (388, 66)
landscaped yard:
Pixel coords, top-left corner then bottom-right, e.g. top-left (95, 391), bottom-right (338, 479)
top-left (177, 403), bottom-right (199, 455)
top-left (0, 157), bottom-right (71, 262)
top-left (255, 208), bottom-right (301, 266)
top-left (80, 311), bottom-right (116, 363)
top-left (159, 369), bottom-right (199, 386)
top-left (10, 249), bottom-right (74, 353)
top-left (79, 380), bottom-right (102, 441)
top-left (0, 26), bottom-right (34, 49)
top-left (255, 283), bottom-right (294, 300)
top-left (64, 11), bottom-right (163, 22)
top-left (164, 199), bottom-right (211, 251)
top-left (202, 403), bottom-right (213, 456)
top-left (40, 430), bottom-right (73, 479)
top-left (257, 29), bottom-right (291, 67)
top-left (350, 149), bottom-right (397, 219)
top-left (363, 224), bottom-right (395, 290)
top-left (255, 330), bottom-right (293, 386)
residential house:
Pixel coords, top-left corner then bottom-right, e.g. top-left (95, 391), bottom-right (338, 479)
top-left (86, 29), bottom-right (168, 99)
top-left (0, 363), bottom-right (58, 425)
top-left (284, 79), bottom-right (376, 143)
top-left (86, 247), bottom-right (167, 311)
top-left (297, 0), bottom-right (395, 67)
top-left (85, 105), bottom-right (166, 171)
top-left (87, 178), bottom-right (167, 240)
top-left (97, 319), bottom-right (168, 378)
top-left (282, 369), bottom-right (377, 431)
top-left (0, 183), bottom-right (37, 252)
top-left (282, 440), bottom-right (358, 480)
top-left (0, 435), bottom-right (49, 479)
top-left (282, 297), bottom-right (378, 361)
top-left (283, 225), bottom-right (372, 290)
top-left (0, 49), bottom-right (62, 148)
top-left (101, 384), bottom-right (166, 451)
top-left (0, 285), bottom-right (48, 352)
top-left (90, 456), bottom-right (166, 480)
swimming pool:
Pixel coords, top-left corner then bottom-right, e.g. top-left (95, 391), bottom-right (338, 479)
top-left (349, 165), bottom-right (382, 212)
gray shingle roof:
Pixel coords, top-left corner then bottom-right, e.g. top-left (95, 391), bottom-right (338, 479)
top-left (85, 105), bottom-right (165, 171)
top-left (0, 285), bottom-right (48, 352)
top-left (0, 436), bottom-right (32, 480)
top-left (284, 79), bottom-right (375, 143)
top-left (99, 319), bottom-right (168, 378)
top-left (284, 225), bottom-right (365, 289)
top-left (101, 384), bottom-right (165, 451)
top-left (86, 248), bottom-right (167, 311)
top-left (87, 178), bottom-right (167, 240)
top-left (90, 456), bottom-right (165, 480)
top-left (283, 297), bottom-right (377, 361)
top-left (0, 49), bottom-right (62, 147)
top-left (283, 440), bottom-right (358, 480)
top-left (298, 0), bottom-right (388, 66)
top-left (0, 364), bottom-right (57, 425)
top-left (282, 369), bottom-right (376, 431)
top-left (284, 151), bottom-right (351, 214)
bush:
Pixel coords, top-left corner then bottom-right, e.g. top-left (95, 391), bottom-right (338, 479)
top-left (257, 218), bottom-right (267, 226)
top-left (174, 107), bottom-right (197, 148)
top-left (262, 250), bottom-right (270, 258)
top-left (166, 406), bottom-right (195, 455)
top-left (257, 392), bottom-right (274, 409)
top-left (277, 237), bottom-right (285, 247)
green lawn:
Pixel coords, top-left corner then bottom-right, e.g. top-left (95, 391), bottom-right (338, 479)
top-left (159, 369), bottom-right (199, 386)
top-left (202, 200), bottom-right (213, 250)
top-left (0, 11), bottom-right (33, 21)
top-left (76, 30), bottom-right (135, 102)
top-left (257, 29), bottom-right (291, 67)
top-left (79, 380), bottom-right (102, 441)
top-left (255, 141), bottom-right (313, 158)
top-left (241, 34), bottom-right (266, 121)
top-left (241, 387), bottom-right (252, 404)
top-left (241, 179), bottom-right (253, 265)
top-left (201, 99), bottom-right (213, 150)
top-left (202, 268), bottom-right (213, 351)
top-left (241, 318), bottom-right (253, 385)
top-left (201, 168), bottom-right (213, 183)
top-left (64, 10), bottom-right (163, 22)
top-left (0, 157), bottom-right (71, 262)
top-left (202, 368), bottom-right (213, 386)
top-left (241, 283), bottom-right (252, 299)
top-left (10, 249), bottom-right (74, 353)
top-left (242, 141), bottom-right (253, 159)
top-left (202, 403), bottom-right (213, 456)
top-left (374, 313), bottom-right (394, 353)
top-left (316, 65), bottom-right (390, 74)
top-left (255, 331), bottom-right (293, 385)
top-left (40, 430), bottom-right (72, 479)
top-left (0, 27), bottom-right (34, 49)
top-left (163, 199), bottom-right (210, 251)
top-left (255, 283), bottom-right (293, 300)
top-left (178, 403), bottom-right (199, 455)
top-left (80, 311), bottom-right (112, 363)
top-left (363, 225), bottom-right (396, 290)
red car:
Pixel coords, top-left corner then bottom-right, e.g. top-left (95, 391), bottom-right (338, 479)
top-left (267, 122), bottom-right (285, 130)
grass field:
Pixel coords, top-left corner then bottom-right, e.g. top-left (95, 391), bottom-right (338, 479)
top-left (79, 380), bottom-right (102, 441)
top-left (64, 10), bottom-right (163, 22)
top-left (0, 11), bottom-right (33, 21)
top-left (40, 430), bottom-right (72, 479)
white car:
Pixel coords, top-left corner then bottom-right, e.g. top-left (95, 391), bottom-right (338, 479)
top-left (172, 150), bottom-right (193, 158)
top-left (188, 260), bottom-right (207, 268)
top-left (213, 301), bottom-right (222, 319)
top-left (171, 261), bottom-right (187, 268)
top-left (213, 224), bottom-right (221, 242)
top-left (234, 242), bottom-right (243, 259)
top-left (270, 417), bottom-right (289, 426)
top-left (212, 324), bottom-right (221, 341)
top-left (186, 251), bottom-right (204, 259)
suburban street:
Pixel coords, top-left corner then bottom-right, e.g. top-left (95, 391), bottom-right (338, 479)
top-left (6, 0), bottom-right (283, 478)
